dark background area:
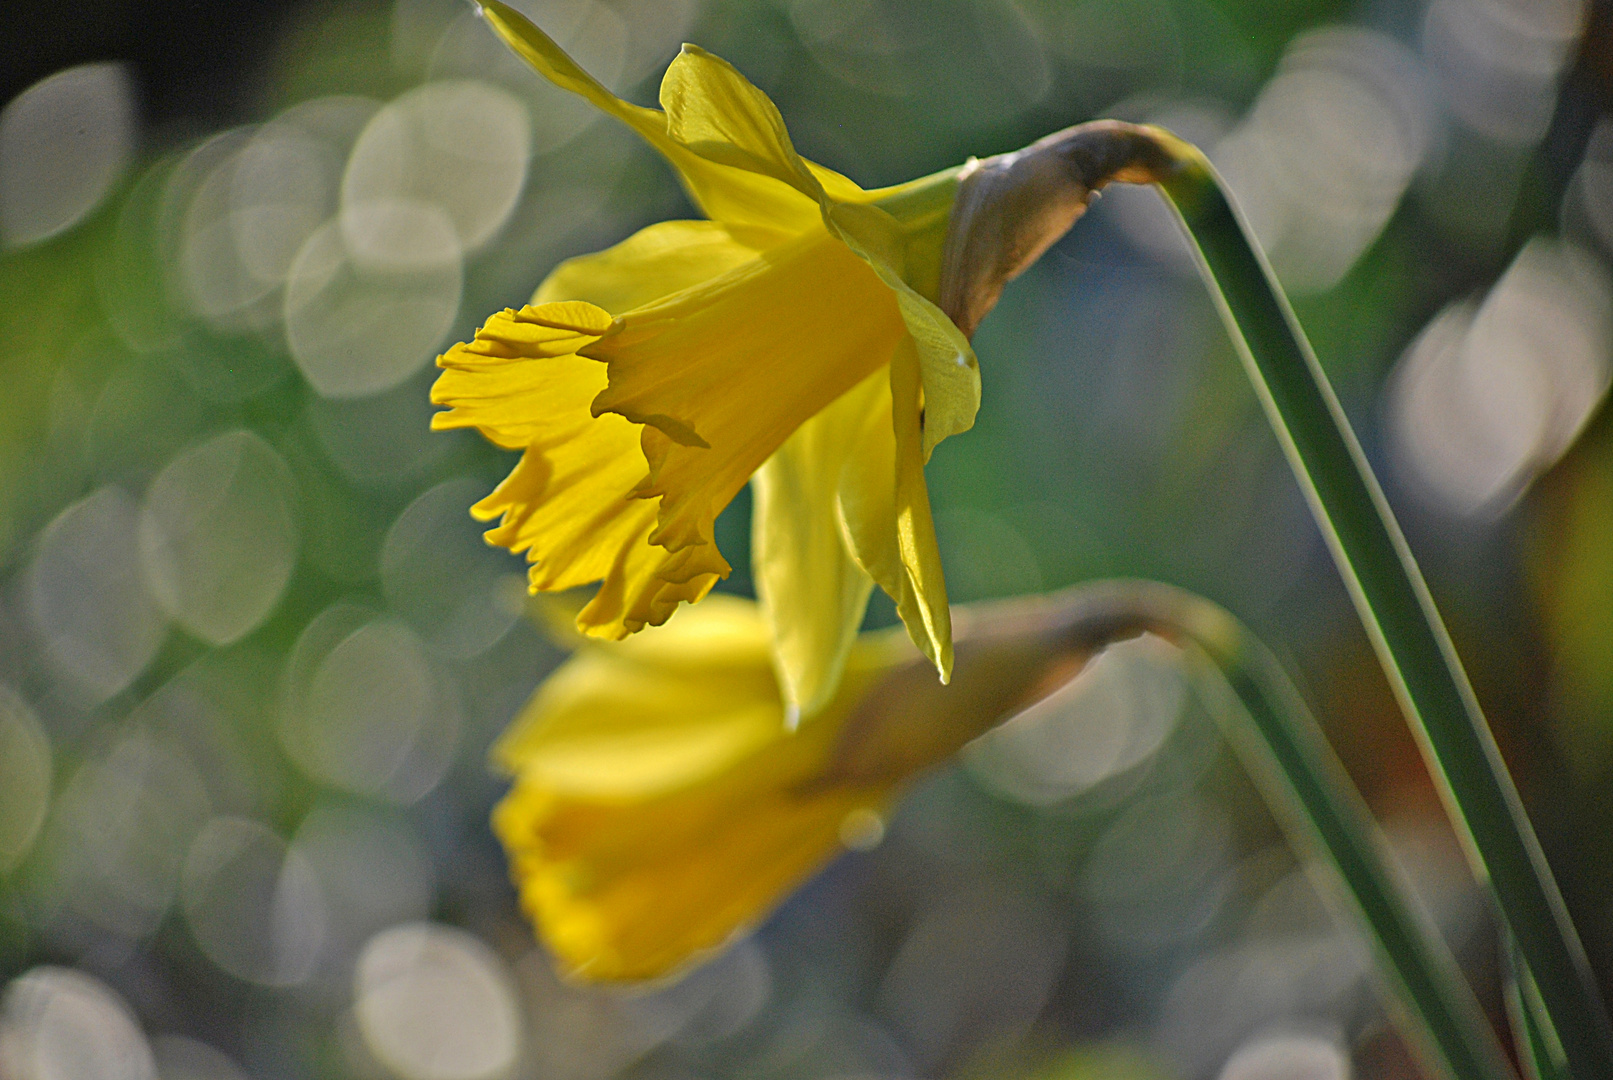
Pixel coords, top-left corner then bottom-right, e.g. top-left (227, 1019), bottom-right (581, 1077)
top-left (3, 0), bottom-right (305, 132)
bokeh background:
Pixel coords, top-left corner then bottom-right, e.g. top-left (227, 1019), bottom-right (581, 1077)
top-left (2, 0), bottom-right (1612, 1078)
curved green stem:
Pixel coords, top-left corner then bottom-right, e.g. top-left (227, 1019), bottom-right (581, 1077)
top-left (1140, 133), bottom-right (1613, 1080)
top-left (1039, 581), bottom-right (1515, 1080)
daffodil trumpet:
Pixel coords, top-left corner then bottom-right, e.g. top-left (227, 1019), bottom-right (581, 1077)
top-left (431, 0), bottom-right (1187, 722)
top-left (492, 581), bottom-right (1515, 1080)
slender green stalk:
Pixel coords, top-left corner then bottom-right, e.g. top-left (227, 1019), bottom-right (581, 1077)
top-left (1048, 581), bottom-right (1514, 1080)
top-left (1139, 133), bottom-right (1613, 1080)
top-left (1506, 932), bottom-right (1571, 1080)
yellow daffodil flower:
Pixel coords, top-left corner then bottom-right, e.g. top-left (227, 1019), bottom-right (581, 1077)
top-left (432, 3), bottom-right (1180, 717)
top-left (492, 593), bottom-right (1097, 982)
top-left (432, 1), bottom-right (979, 717)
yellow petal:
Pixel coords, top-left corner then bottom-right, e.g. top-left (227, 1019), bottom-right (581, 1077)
top-left (431, 301), bottom-right (616, 449)
top-left (897, 287), bottom-right (981, 458)
top-left (476, 1), bottom-right (674, 159)
top-left (586, 227), bottom-right (904, 557)
top-left (478, 2), bottom-right (818, 237)
top-left (888, 336), bottom-right (953, 672)
top-left (751, 370), bottom-right (883, 721)
top-left (532, 219), bottom-right (767, 312)
top-left (659, 45), bottom-right (821, 202)
top-left (829, 203), bottom-right (981, 459)
top-left (658, 40), bottom-right (974, 382)
top-left (589, 589), bottom-right (776, 668)
top-left (836, 336), bottom-right (954, 680)
top-left (492, 597), bottom-right (782, 798)
top-left (431, 302), bottom-right (728, 639)
top-left (477, 449), bottom-right (727, 638)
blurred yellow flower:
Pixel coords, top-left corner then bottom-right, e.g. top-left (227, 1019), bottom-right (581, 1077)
top-left (492, 593), bottom-right (1074, 982)
top-left (432, 1), bottom-right (981, 714)
top-left (490, 595), bottom-right (913, 981)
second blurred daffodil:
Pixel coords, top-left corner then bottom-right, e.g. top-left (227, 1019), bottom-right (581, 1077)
top-left (492, 596), bottom-right (909, 981)
top-left (433, 2), bottom-right (979, 718)
top-left (493, 593), bottom-right (1097, 981)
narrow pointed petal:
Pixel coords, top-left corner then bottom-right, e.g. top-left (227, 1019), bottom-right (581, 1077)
top-left (477, 1), bottom-right (670, 151)
top-left (478, 2), bottom-right (819, 236)
top-left (836, 336), bottom-right (953, 680)
top-left (752, 372), bottom-right (882, 720)
top-left (830, 203), bottom-right (982, 458)
top-left (888, 336), bottom-right (954, 673)
top-left (586, 228), bottom-right (904, 557)
top-left (659, 45), bottom-right (821, 201)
